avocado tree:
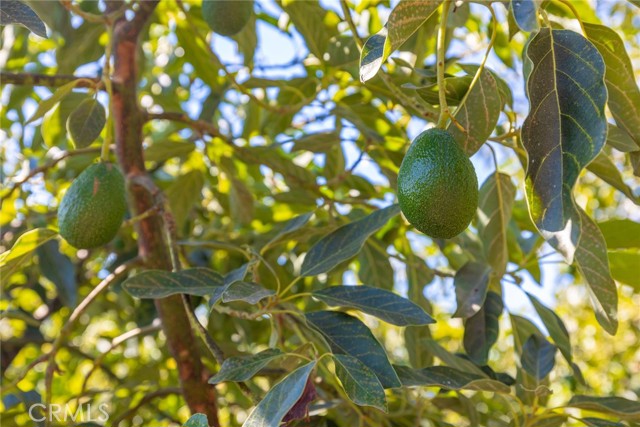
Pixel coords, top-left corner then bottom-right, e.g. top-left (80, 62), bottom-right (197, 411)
top-left (1, 0), bottom-right (639, 426)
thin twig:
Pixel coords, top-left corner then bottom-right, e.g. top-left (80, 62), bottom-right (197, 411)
top-left (0, 72), bottom-right (101, 88)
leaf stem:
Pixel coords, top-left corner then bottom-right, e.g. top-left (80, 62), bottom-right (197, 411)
top-left (436, 0), bottom-right (452, 129)
top-left (557, 0), bottom-right (587, 34)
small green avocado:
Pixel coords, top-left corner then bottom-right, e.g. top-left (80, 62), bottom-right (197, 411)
top-left (397, 129), bottom-right (478, 239)
top-left (202, 0), bottom-right (253, 36)
top-left (58, 162), bottom-right (127, 249)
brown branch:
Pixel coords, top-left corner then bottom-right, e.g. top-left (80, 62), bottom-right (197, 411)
top-left (109, 1), bottom-right (219, 423)
top-left (0, 72), bottom-right (101, 88)
top-left (145, 111), bottom-right (229, 141)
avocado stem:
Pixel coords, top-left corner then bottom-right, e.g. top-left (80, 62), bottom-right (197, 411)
top-left (436, 0), bottom-right (452, 129)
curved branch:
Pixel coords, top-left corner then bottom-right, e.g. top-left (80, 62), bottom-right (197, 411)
top-left (0, 72), bottom-right (101, 88)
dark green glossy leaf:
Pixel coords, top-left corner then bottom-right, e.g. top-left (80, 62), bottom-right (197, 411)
top-left (587, 153), bottom-right (640, 204)
top-left (453, 261), bottom-right (491, 319)
top-left (333, 354), bottom-right (387, 412)
top-left (477, 172), bottom-right (516, 277)
top-left (243, 361), bottom-right (315, 427)
top-left (305, 311), bottom-right (401, 388)
top-left (183, 414), bottom-right (208, 427)
top-left (0, 228), bottom-right (58, 278)
top-left (522, 28), bottom-right (617, 334)
top-left (584, 23), bottom-right (640, 148)
top-left (360, 0), bottom-right (442, 82)
top-left (301, 205), bottom-right (400, 276)
top-left (222, 281), bottom-right (274, 305)
top-left (448, 65), bottom-right (502, 155)
top-left (511, 0), bottom-right (539, 32)
top-left (66, 98), bottom-right (106, 148)
top-left (37, 240), bottom-right (76, 308)
top-left (394, 365), bottom-right (510, 393)
top-left (463, 291), bottom-right (503, 365)
top-left (0, 0), bottom-right (46, 37)
top-left (122, 268), bottom-right (225, 299)
top-left (209, 349), bottom-right (284, 384)
top-left (358, 241), bottom-right (394, 291)
top-left (313, 285), bottom-right (435, 326)
top-left (521, 335), bottom-right (556, 380)
top-left (568, 396), bottom-right (640, 418)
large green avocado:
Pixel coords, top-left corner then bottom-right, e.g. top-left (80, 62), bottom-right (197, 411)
top-left (397, 129), bottom-right (478, 239)
top-left (58, 162), bottom-right (127, 249)
top-left (202, 0), bottom-right (253, 37)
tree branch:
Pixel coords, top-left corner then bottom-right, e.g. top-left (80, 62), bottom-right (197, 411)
top-left (0, 72), bottom-right (101, 88)
top-left (109, 1), bottom-right (219, 423)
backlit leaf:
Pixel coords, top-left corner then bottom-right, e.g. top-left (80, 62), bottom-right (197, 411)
top-left (587, 152), bottom-right (640, 205)
top-left (122, 268), bottom-right (225, 299)
top-left (0, 228), bottom-right (58, 278)
top-left (166, 170), bottom-right (204, 230)
top-left (453, 261), bottom-right (492, 319)
top-left (209, 349), bottom-right (284, 384)
top-left (360, 0), bottom-right (442, 82)
top-left (265, 213), bottom-right (313, 248)
top-left (305, 311), bottom-right (401, 388)
top-left (606, 123), bottom-right (638, 152)
top-left (144, 141), bottom-right (195, 163)
top-left (333, 354), bottom-right (387, 412)
top-left (66, 98), bottom-right (106, 148)
top-left (26, 80), bottom-right (82, 124)
top-left (313, 285), bottom-right (435, 326)
top-left (301, 205), bottom-right (400, 276)
top-left (511, 0), bottom-right (539, 32)
top-left (608, 250), bottom-right (640, 290)
top-left (243, 362), bottom-right (316, 427)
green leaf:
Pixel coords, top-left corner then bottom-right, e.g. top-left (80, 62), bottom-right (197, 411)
top-left (305, 311), bottom-right (401, 388)
top-left (325, 35), bottom-right (359, 67)
top-left (568, 396), bottom-right (640, 419)
top-left (281, 0), bottom-right (338, 61)
top-left (0, 0), bottom-right (47, 37)
top-left (580, 418), bottom-right (624, 427)
top-left (452, 261), bottom-right (491, 319)
top-left (265, 213), bottom-right (313, 248)
top-left (230, 178), bottom-right (255, 226)
top-left (394, 365), bottom-right (510, 393)
top-left (66, 98), bottom-right (106, 148)
top-left (463, 291), bottom-right (503, 365)
top-left (291, 132), bottom-right (340, 153)
top-left (222, 281), bottom-right (274, 305)
top-left (448, 65), bottom-right (502, 155)
top-left (421, 339), bottom-right (487, 376)
top-left (357, 241), bottom-right (394, 291)
top-left (313, 285), bottom-right (435, 326)
top-left (144, 141), bottom-right (195, 163)
top-left (242, 361), bottom-right (316, 427)
top-left (477, 172), bottom-right (517, 277)
top-left (522, 29), bottom-right (617, 334)
top-left (41, 92), bottom-right (85, 148)
top-left (587, 153), bottom-right (640, 204)
top-left (166, 170), bottom-right (204, 231)
top-left (511, 0), bottom-right (539, 32)
top-left (37, 240), bottom-right (77, 308)
top-left (608, 250), bottom-right (640, 290)
top-left (183, 414), bottom-right (208, 427)
top-left (0, 228), bottom-right (58, 279)
top-left (360, 0), bottom-right (442, 82)
top-left (529, 414), bottom-right (568, 427)
top-left (122, 268), bottom-right (225, 299)
top-left (409, 75), bottom-right (473, 106)
top-left (606, 123), bottom-right (638, 152)
top-left (521, 335), bottom-right (556, 380)
top-left (209, 349), bottom-right (284, 384)
top-left (26, 79), bottom-right (82, 124)
top-left (332, 354), bottom-right (387, 412)
top-left (301, 205), bottom-right (400, 276)
top-left (584, 23), bottom-right (640, 148)
top-left (527, 293), bottom-right (572, 366)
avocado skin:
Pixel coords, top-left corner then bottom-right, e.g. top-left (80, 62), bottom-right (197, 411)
top-left (202, 0), bottom-right (253, 36)
top-left (58, 162), bottom-right (127, 249)
top-left (397, 129), bottom-right (478, 239)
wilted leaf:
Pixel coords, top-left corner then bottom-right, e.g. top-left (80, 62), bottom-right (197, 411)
top-left (122, 268), bottom-right (225, 299)
top-left (395, 365), bottom-right (510, 393)
top-left (453, 261), bottom-right (492, 319)
top-left (521, 335), bottom-right (556, 380)
top-left (243, 362), bottom-right (316, 427)
top-left (209, 349), bottom-right (284, 384)
top-left (301, 205), bottom-right (400, 276)
top-left (66, 98), bottom-right (106, 148)
top-left (360, 0), bottom-right (442, 82)
top-left (313, 285), bottom-right (435, 326)
top-left (0, 0), bottom-right (47, 37)
top-left (333, 354), bottom-right (387, 412)
top-left (305, 311), bottom-right (401, 388)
